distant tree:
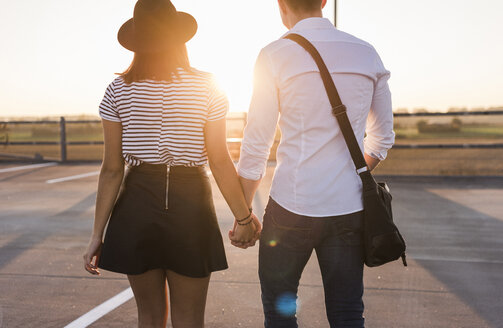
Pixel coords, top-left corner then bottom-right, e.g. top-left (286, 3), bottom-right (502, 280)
top-left (448, 107), bottom-right (468, 113)
top-left (413, 108), bottom-right (428, 113)
top-left (451, 117), bottom-right (462, 129)
top-left (416, 119), bottom-right (461, 133)
top-left (394, 108), bottom-right (409, 113)
top-left (416, 120), bottom-right (428, 131)
top-left (488, 106), bottom-right (503, 112)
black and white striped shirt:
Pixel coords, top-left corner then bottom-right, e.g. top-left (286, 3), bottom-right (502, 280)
top-left (99, 68), bottom-right (228, 166)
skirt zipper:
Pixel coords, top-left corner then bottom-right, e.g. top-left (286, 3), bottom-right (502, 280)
top-left (165, 165), bottom-right (170, 210)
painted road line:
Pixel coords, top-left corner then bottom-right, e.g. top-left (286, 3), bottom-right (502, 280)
top-left (46, 171), bottom-right (100, 184)
top-left (411, 254), bottom-right (503, 264)
top-left (0, 162), bottom-right (58, 174)
top-left (64, 287), bottom-right (133, 328)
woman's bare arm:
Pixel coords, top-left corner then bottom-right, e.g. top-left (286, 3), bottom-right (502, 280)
top-left (92, 120), bottom-right (124, 238)
top-left (83, 119), bottom-right (123, 274)
top-left (204, 118), bottom-right (258, 243)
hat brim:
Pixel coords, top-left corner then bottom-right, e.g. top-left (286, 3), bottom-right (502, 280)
top-left (118, 12), bottom-right (197, 52)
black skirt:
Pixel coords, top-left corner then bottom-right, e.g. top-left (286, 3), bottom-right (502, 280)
top-left (98, 163), bottom-right (228, 277)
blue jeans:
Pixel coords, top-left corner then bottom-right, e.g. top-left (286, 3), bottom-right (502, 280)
top-left (259, 198), bottom-right (365, 328)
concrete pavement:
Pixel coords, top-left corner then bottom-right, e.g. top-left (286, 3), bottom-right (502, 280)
top-left (0, 163), bottom-right (502, 327)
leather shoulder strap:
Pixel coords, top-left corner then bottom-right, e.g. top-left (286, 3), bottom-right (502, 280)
top-left (284, 33), bottom-right (369, 175)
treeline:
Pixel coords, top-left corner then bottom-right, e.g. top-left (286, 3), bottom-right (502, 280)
top-left (394, 106), bottom-right (503, 114)
top-left (416, 118), bottom-right (462, 133)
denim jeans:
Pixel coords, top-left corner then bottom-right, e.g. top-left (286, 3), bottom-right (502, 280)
top-left (259, 197), bottom-right (365, 328)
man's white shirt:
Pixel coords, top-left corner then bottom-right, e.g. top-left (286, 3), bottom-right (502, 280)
top-left (238, 17), bottom-right (395, 217)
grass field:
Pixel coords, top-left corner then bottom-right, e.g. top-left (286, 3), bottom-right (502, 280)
top-left (395, 126), bottom-right (503, 142)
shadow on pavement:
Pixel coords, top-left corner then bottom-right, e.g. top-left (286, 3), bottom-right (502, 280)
top-left (388, 176), bottom-right (503, 328)
top-left (0, 191), bottom-right (96, 270)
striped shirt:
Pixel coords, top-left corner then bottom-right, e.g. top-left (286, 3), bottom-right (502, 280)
top-left (99, 68), bottom-right (229, 166)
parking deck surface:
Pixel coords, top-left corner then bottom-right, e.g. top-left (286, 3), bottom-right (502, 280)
top-left (0, 163), bottom-right (502, 328)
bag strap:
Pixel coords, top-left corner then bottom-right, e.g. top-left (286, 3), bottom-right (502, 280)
top-left (284, 33), bottom-right (372, 180)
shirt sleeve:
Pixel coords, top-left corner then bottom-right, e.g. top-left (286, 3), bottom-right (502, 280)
top-left (363, 53), bottom-right (395, 161)
top-left (99, 82), bottom-right (120, 122)
top-left (207, 76), bottom-right (229, 121)
top-left (237, 49), bottom-right (280, 180)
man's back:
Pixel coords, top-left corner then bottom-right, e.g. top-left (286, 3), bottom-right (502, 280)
top-left (238, 17), bottom-right (394, 216)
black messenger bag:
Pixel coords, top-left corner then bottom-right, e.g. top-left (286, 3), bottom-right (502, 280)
top-left (284, 33), bottom-right (407, 267)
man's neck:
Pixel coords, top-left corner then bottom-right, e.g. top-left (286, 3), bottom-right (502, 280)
top-left (287, 11), bottom-right (323, 29)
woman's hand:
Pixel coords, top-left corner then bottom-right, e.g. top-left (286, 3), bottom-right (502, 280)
top-left (229, 213), bottom-right (262, 249)
top-left (83, 236), bottom-right (102, 275)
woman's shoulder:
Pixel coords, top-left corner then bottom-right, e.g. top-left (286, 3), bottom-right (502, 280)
top-left (105, 70), bottom-right (220, 91)
top-left (105, 76), bottom-right (126, 91)
top-left (106, 75), bottom-right (164, 92)
top-left (177, 67), bottom-right (211, 80)
top-left (181, 68), bottom-right (225, 93)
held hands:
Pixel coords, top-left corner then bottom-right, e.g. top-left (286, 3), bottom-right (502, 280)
top-left (83, 236), bottom-right (102, 275)
top-left (228, 212), bottom-right (262, 249)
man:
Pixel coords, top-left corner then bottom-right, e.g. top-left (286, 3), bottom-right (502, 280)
top-left (236, 0), bottom-right (394, 327)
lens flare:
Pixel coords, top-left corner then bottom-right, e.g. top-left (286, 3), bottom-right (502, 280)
top-left (275, 292), bottom-right (297, 317)
top-left (268, 240), bottom-right (277, 247)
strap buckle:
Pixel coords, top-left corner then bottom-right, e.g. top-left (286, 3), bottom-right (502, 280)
top-left (356, 166), bottom-right (369, 175)
top-left (332, 104), bottom-right (347, 117)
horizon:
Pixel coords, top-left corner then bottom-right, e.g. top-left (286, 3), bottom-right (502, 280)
top-left (3, 105), bottom-right (503, 121)
top-left (0, 0), bottom-right (502, 117)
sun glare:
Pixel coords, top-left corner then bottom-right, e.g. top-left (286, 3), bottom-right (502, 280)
top-left (189, 46), bottom-right (256, 113)
top-left (0, 0), bottom-right (501, 118)
top-left (181, 1), bottom-right (334, 113)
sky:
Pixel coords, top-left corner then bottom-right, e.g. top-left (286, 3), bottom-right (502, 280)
top-left (0, 0), bottom-right (502, 118)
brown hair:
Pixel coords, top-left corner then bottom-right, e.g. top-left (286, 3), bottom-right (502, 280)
top-left (284, 0), bottom-right (322, 12)
top-left (119, 44), bottom-right (190, 84)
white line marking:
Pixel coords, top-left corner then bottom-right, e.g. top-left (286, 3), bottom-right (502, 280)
top-left (0, 162), bottom-right (58, 173)
top-left (46, 171), bottom-right (100, 184)
top-left (412, 255), bottom-right (503, 264)
top-left (64, 287), bottom-right (133, 328)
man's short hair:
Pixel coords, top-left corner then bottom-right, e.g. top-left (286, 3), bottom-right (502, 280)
top-left (284, 0), bottom-right (322, 12)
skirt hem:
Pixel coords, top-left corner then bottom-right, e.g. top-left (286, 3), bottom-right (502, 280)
top-left (97, 262), bottom-right (229, 278)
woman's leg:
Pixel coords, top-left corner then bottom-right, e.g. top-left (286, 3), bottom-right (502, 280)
top-left (128, 269), bottom-right (168, 328)
top-left (166, 270), bottom-right (211, 328)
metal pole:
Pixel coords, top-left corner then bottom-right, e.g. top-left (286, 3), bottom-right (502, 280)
top-left (60, 116), bottom-right (67, 162)
top-left (334, 0), bottom-right (337, 27)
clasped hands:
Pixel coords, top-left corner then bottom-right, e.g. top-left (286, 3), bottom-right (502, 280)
top-left (228, 212), bottom-right (261, 249)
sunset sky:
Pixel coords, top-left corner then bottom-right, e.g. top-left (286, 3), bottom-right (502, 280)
top-left (0, 0), bottom-right (502, 117)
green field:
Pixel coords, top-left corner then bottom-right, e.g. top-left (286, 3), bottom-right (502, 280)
top-left (395, 125), bottom-right (503, 141)
top-left (0, 123), bottom-right (103, 143)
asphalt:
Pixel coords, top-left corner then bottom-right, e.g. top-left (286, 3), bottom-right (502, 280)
top-left (0, 163), bottom-right (502, 328)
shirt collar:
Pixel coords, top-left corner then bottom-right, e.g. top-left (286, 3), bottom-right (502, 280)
top-left (290, 17), bottom-right (335, 32)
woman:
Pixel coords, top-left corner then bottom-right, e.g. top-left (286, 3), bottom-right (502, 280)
top-left (82, 1), bottom-right (260, 327)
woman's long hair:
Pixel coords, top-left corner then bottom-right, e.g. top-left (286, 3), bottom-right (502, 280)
top-left (120, 44), bottom-right (190, 84)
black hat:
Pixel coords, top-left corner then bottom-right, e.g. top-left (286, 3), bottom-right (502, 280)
top-left (118, 0), bottom-right (197, 53)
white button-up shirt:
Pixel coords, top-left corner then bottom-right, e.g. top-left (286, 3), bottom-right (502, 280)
top-left (238, 17), bottom-right (395, 217)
